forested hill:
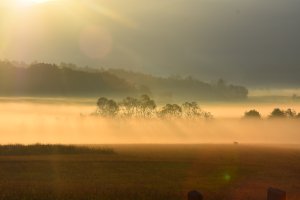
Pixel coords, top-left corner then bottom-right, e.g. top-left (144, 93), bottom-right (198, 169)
top-left (0, 61), bottom-right (135, 96)
top-left (107, 69), bottom-right (248, 101)
top-left (0, 61), bottom-right (248, 101)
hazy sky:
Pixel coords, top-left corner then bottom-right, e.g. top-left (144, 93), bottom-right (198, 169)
top-left (0, 0), bottom-right (299, 87)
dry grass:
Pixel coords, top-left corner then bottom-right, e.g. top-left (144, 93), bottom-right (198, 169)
top-left (0, 144), bottom-right (115, 155)
top-left (0, 144), bottom-right (299, 200)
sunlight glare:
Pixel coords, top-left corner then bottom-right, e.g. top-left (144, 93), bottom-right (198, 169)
top-left (15, 0), bottom-right (51, 7)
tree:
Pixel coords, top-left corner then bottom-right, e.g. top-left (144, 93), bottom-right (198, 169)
top-left (96, 97), bottom-right (119, 117)
top-left (244, 109), bottom-right (261, 119)
top-left (182, 102), bottom-right (201, 118)
top-left (269, 108), bottom-right (298, 119)
top-left (119, 94), bottom-right (156, 118)
top-left (95, 96), bottom-right (216, 119)
top-left (138, 94), bottom-right (156, 118)
top-left (285, 108), bottom-right (297, 118)
top-left (119, 96), bottom-right (139, 117)
top-left (159, 104), bottom-right (182, 118)
top-left (203, 112), bottom-right (214, 120)
top-left (97, 97), bottom-right (108, 107)
top-left (182, 102), bottom-right (213, 119)
top-left (269, 108), bottom-right (286, 118)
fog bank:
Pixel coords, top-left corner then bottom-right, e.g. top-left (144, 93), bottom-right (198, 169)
top-left (0, 101), bottom-right (300, 144)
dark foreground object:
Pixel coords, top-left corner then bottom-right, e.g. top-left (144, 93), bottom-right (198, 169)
top-left (187, 188), bottom-right (286, 200)
top-left (188, 190), bottom-right (203, 200)
top-left (268, 188), bottom-right (286, 200)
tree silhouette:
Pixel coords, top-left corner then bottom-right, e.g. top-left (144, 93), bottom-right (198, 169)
top-left (159, 104), bottom-right (182, 118)
top-left (94, 96), bottom-right (217, 119)
top-left (244, 109), bottom-right (261, 119)
top-left (181, 102), bottom-right (213, 119)
top-left (138, 94), bottom-right (156, 118)
top-left (269, 108), bottom-right (286, 118)
top-left (269, 108), bottom-right (298, 119)
top-left (182, 102), bottom-right (201, 118)
top-left (97, 97), bottom-right (119, 117)
top-left (285, 108), bottom-right (297, 118)
top-left (119, 96), bottom-right (139, 117)
top-left (203, 112), bottom-right (214, 120)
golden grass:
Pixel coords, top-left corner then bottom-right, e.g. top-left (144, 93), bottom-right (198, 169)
top-left (0, 144), bottom-right (299, 200)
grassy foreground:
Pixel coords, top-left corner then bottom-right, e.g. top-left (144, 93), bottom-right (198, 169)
top-left (0, 144), bottom-right (115, 155)
top-left (0, 144), bottom-right (299, 200)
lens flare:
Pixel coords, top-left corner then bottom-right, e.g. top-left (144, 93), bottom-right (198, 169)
top-left (79, 25), bottom-right (113, 60)
top-left (223, 173), bottom-right (231, 181)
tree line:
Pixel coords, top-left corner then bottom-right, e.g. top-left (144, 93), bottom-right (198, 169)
top-left (0, 60), bottom-right (248, 101)
top-left (94, 95), bottom-right (300, 120)
top-left (0, 61), bottom-right (137, 96)
top-left (94, 94), bottom-right (213, 119)
top-left (244, 108), bottom-right (300, 119)
top-left (108, 69), bottom-right (249, 101)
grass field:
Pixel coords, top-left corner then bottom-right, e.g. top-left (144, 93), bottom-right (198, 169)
top-left (0, 144), bottom-right (299, 200)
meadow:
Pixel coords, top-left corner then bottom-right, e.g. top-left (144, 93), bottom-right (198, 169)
top-left (0, 99), bottom-right (300, 200)
top-left (0, 144), bottom-right (299, 200)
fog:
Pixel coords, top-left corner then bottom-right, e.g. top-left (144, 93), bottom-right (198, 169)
top-left (1, 100), bottom-right (300, 144)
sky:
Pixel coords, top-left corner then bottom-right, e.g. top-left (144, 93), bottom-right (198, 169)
top-left (0, 0), bottom-right (299, 88)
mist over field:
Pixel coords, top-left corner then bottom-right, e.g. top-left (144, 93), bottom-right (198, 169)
top-left (1, 99), bottom-right (300, 145)
top-left (1, 0), bottom-right (300, 199)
